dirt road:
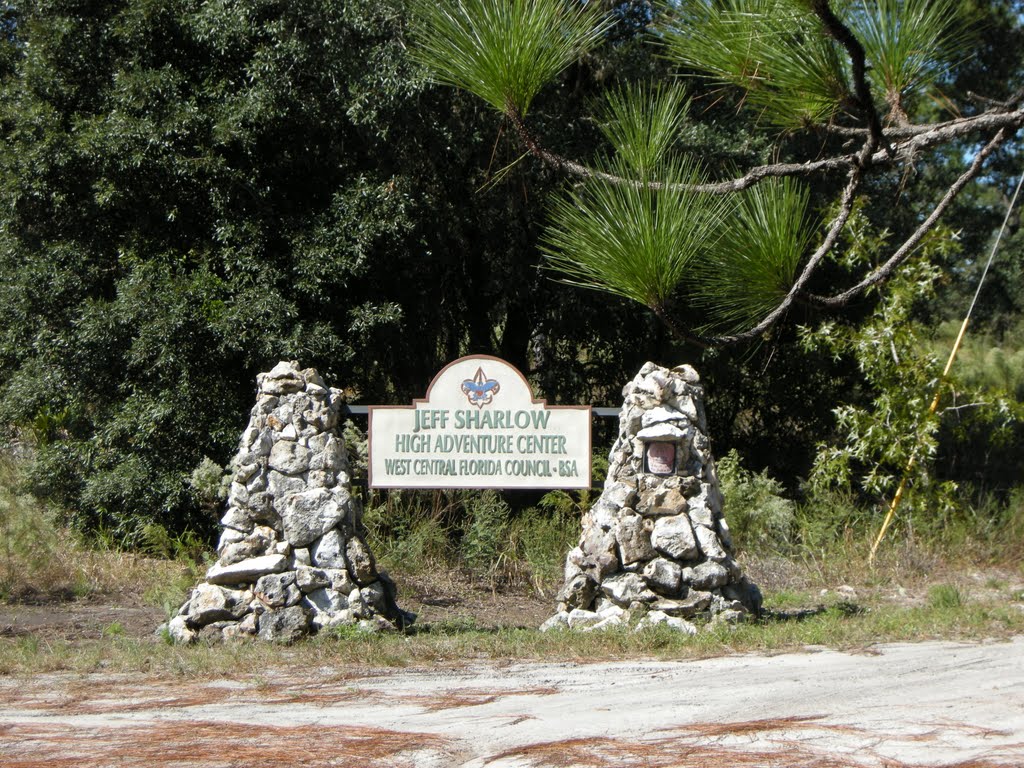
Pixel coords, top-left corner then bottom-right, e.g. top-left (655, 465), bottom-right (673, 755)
top-left (2, 637), bottom-right (1022, 767)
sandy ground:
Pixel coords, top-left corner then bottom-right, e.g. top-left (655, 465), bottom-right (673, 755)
top-left (1, 637), bottom-right (1022, 767)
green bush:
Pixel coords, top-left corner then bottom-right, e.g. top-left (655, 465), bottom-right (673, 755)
top-left (461, 491), bottom-right (513, 578)
top-left (793, 486), bottom-right (870, 552)
top-left (362, 491), bottom-right (457, 573)
top-left (511, 505), bottom-right (581, 593)
top-left (717, 449), bottom-right (796, 553)
top-left (928, 584), bottom-right (965, 610)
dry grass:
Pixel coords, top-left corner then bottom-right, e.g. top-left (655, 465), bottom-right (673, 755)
top-left (1, 674), bottom-right (560, 717)
top-left (0, 674), bottom-right (386, 715)
top-left (0, 720), bottom-right (450, 768)
top-left (483, 730), bottom-right (1023, 768)
top-left (483, 734), bottom-right (862, 768)
top-left (667, 714), bottom-right (845, 738)
top-left (9, 548), bottom-right (191, 605)
top-left (407, 685), bottom-right (560, 711)
top-left (0, 458), bottom-right (194, 606)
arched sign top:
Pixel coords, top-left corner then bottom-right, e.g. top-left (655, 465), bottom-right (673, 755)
top-left (368, 355), bottom-right (591, 490)
top-left (421, 354), bottom-right (537, 410)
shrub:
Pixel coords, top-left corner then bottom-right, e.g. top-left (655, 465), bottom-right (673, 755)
top-left (461, 491), bottom-right (513, 578)
top-left (928, 584), bottom-right (965, 609)
top-left (717, 449), bottom-right (796, 553)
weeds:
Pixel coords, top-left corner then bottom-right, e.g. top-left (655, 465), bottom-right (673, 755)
top-left (0, 457), bottom-right (195, 607)
top-left (718, 449), bottom-right (796, 554)
top-left (2, 590), bottom-right (1022, 676)
top-left (928, 584), bottom-right (965, 610)
top-left (362, 482), bottom-right (587, 595)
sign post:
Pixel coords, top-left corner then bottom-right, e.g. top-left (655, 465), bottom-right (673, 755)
top-left (368, 355), bottom-right (591, 489)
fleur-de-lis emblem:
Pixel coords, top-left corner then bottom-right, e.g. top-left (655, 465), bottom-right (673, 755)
top-left (461, 367), bottom-right (500, 409)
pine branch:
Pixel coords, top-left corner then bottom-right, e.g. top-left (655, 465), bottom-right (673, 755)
top-left (699, 167), bottom-right (864, 346)
top-left (806, 128), bottom-right (1009, 308)
top-left (651, 304), bottom-right (710, 350)
top-left (508, 103), bottom-right (1024, 194)
top-left (655, 168), bottom-right (864, 348)
top-left (808, 0), bottom-right (892, 159)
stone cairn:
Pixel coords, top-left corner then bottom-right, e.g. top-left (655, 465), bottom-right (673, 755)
top-left (167, 361), bottom-right (412, 643)
top-left (542, 362), bottom-right (761, 633)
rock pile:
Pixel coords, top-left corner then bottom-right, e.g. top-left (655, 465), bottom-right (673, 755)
top-left (167, 361), bottom-right (411, 644)
top-left (542, 362), bottom-right (761, 633)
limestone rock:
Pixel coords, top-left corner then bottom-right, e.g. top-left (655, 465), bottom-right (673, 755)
top-left (257, 605), bottom-right (310, 643)
top-left (651, 514), bottom-right (698, 560)
top-left (603, 481), bottom-right (637, 509)
top-left (267, 471), bottom-right (306, 498)
top-left (220, 506), bottom-right (254, 533)
top-left (170, 361), bottom-right (409, 642)
top-left (206, 554), bottom-right (288, 586)
top-left (268, 441), bottom-right (311, 475)
top-left (311, 529), bottom-right (348, 568)
top-left (616, 512), bottom-right (656, 565)
top-left (540, 612), bottom-right (570, 632)
top-left (601, 572), bottom-right (657, 605)
top-left (295, 566), bottom-right (331, 593)
top-left (166, 616), bottom-right (196, 644)
top-left (642, 558), bottom-right (682, 595)
top-left (578, 526), bottom-right (619, 579)
top-left (694, 524), bottom-right (728, 562)
top-left (567, 609), bottom-right (601, 629)
top-left (217, 527), bottom-right (246, 549)
top-left (542, 361), bottom-right (760, 630)
top-left (637, 486), bottom-right (688, 518)
top-left (345, 536), bottom-right (377, 585)
top-left (185, 584), bottom-right (248, 626)
top-left (222, 612), bottom-right (259, 641)
top-left (254, 572), bottom-right (301, 608)
top-left (636, 610), bottom-right (697, 635)
top-left (280, 488), bottom-right (347, 547)
top-left (652, 589), bottom-right (713, 618)
top-left (557, 573), bottom-right (598, 611)
top-left (259, 362), bottom-right (305, 395)
top-left (683, 561), bottom-right (730, 591)
top-left (303, 587), bottom-right (349, 622)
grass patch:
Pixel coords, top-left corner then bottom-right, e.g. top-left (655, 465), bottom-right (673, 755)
top-left (363, 486), bottom-right (583, 595)
top-left (2, 591), bottom-right (1022, 677)
top-left (928, 584), bottom-right (965, 610)
top-left (0, 457), bottom-right (197, 610)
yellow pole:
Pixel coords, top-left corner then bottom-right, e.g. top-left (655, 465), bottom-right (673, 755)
top-left (868, 315), bottom-right (971, 565)
top-left (867, 164), bottom-right (1024, 566)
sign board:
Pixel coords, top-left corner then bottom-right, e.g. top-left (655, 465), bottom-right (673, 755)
top-left (368, 355), bottom-right (591, 489)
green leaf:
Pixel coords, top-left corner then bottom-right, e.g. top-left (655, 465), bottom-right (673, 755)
top-left (541, 157), bottom-right (732, 310)
top-left (663, 0), bottom-right (851, 128)
top-left (597, 81), bottom-right (689, 174)
top-left (408, 0), bottom-right (610, 115)
top-left (694, 178), bottom-right (813, 333)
